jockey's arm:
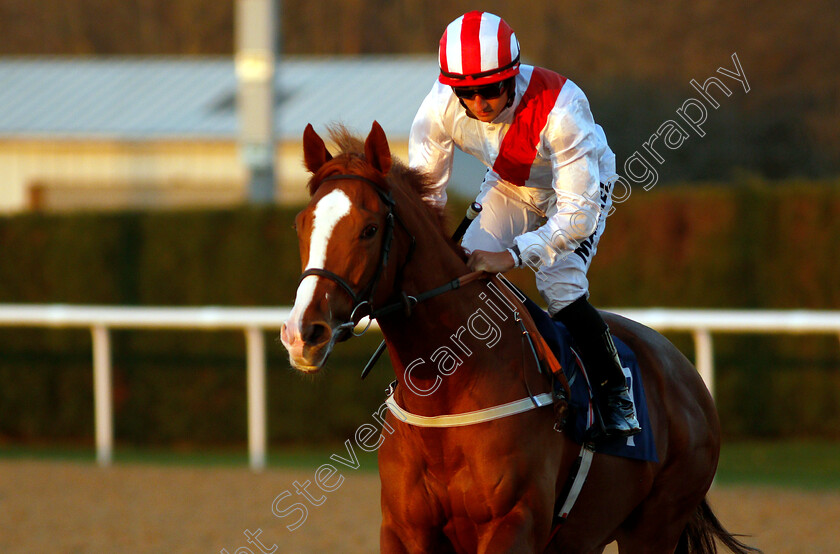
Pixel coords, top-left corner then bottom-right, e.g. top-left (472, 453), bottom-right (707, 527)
top-left (408, 84), bottom-right (455, 210)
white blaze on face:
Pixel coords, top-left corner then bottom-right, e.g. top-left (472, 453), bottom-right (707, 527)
top-left (286, 189), bottom-right (352, 338)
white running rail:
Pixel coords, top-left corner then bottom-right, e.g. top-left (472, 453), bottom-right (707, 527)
top-left (0, 304), bottom-right (292, 470)
top-left (0, 304), bottom-right (838, 469)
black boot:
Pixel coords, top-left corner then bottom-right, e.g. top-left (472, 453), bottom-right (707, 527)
top-left (553, 296), bottom-right (641, 438)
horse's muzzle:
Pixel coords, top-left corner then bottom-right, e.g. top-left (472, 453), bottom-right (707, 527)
top-left (280, 319), bottom-right (336, 373)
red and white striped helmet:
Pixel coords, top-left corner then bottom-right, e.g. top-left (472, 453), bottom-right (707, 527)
top-left (438, 11), bottom-right (521, 87)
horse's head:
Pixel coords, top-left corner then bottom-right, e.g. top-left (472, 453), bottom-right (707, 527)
top-left (281, 121), bottom-right (398, 372)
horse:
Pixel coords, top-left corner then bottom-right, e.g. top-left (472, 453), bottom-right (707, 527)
top-left (280, 121), bottom-right (758, 553)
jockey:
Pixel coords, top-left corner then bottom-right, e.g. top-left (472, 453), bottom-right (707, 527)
top-left (408, 11), bottom-right (640, 438)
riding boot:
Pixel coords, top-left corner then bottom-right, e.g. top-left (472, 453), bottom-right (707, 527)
top-left (553, 296), bottom-right (641, 438)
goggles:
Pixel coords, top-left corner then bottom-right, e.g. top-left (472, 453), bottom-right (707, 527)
top-left (452, 80), bottom-right (507, 100)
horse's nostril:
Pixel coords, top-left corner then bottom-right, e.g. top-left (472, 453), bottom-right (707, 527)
top-left (303, 322), bottom-right (331, 345)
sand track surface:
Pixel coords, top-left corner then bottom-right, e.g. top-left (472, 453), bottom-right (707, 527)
top-left (1, 459), bottom-right (837, 553)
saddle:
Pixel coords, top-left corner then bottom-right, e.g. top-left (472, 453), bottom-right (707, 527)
top-left (520, 295), bottom-right (657, 462)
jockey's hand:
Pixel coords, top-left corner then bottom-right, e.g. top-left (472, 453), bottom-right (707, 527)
top-left (466, 249), bottom-right (516, 273)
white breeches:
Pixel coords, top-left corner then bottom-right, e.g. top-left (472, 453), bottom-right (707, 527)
top-left (461, 178), bottom-right (610, 316)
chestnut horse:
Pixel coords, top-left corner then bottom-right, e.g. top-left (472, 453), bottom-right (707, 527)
top-left (281, 122), bottom-right (758, 553)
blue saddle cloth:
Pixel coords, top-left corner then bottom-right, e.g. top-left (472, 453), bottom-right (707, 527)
top-left (523, 297), bottom-right (658, 463)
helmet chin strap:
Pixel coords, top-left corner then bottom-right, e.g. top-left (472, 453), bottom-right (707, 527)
top-left (505, 80), bottom-right (516, 109)
top-left (505, 78), bottom-right (516, 109)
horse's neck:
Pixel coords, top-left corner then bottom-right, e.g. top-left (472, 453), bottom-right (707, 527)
top-left (380, 215), bottom-right (532, 414)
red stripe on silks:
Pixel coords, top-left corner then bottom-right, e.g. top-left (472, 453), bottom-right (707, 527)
top-left (497, 21), bottom-right (512, 66)
top-left (492, 68), bottom-right (567, 186)
top-left (439, 29), bottom-right (449, 74)
top-left (460, 11), bottom-right (483, 75)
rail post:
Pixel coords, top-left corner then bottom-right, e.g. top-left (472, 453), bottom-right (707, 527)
top-left (692, 328), bottom-right (715, 397)
top-left (91, 325), bottom-right (113, 466)
top-left (246, 326), bottom-right (267, 470)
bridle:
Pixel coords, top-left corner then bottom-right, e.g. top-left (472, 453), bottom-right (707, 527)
top-left (298, 173), bottom-right (414, 336)
top-left (298, 172), bottom-right (486, 337)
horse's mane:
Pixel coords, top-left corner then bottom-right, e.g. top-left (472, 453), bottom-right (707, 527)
top-left (309, 125), bottom-right (463, 259)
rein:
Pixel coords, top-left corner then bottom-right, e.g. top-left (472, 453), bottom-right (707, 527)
top-left (369, 270), bottom-right (486, 319)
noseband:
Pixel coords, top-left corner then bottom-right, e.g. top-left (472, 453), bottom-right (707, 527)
top-left (298, 173), bottom-right (412, 333)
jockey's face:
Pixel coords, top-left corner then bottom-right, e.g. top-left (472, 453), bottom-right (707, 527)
top-left (453, 82), bottom-right (510, 123)
top-left (461, 91), bottom-right (509, 122)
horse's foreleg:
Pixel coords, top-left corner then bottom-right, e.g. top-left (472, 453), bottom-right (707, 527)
top-left (380, 524), bottom-right (409, 554)
top-left (380, 522), bottom-right (455, 554)
top-left (474, 504), bottom-right (548, 554)
top-left (380, 507), bottom-right (456, 554)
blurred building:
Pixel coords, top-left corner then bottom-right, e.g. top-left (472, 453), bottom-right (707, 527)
top-left (0, 56), bottom-right (469, 212)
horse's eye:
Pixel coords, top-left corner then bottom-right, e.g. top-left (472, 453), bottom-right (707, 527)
top-left (361, 224), bottom-right (378, 239)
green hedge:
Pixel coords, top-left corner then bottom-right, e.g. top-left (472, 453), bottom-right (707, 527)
top-left (0, 180), bottom-right (838, 446)
top-left (585, 180), bottom-right (840, 438)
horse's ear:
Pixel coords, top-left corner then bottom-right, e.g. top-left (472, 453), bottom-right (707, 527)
top-left (365, 121), bottom-right (392, 175)
top-left (303, 123), bottom-right (333, 173)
